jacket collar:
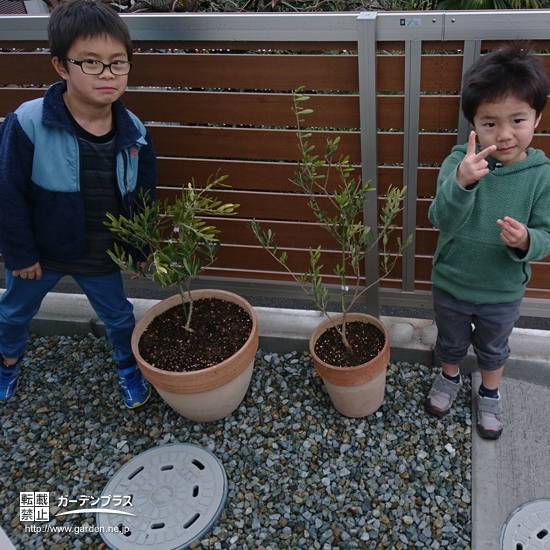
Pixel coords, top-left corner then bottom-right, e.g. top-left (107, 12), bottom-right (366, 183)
top-left (42, 81), bottom-right (142, 149)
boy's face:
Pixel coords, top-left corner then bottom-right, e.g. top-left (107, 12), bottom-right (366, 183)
top-left (471, 96), bottom-right (541, 166)
top-left (52, 35), bottom-right (129, 111)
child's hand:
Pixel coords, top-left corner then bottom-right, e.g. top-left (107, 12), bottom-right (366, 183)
top-left (456, 131), bottom-right (497, 188)
top-left (497, 216), bottom-right (529, 251)
top-left (13, 261), bottom-right (42, 280)
top-left (130, 261), bottom-right (147, 280)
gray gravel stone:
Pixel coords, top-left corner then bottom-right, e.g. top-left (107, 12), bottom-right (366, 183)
top-left (0, 334), bottom-right (472, 549)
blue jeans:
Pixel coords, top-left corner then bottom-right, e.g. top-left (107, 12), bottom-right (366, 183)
top-left (0, 270), bottom-right (135, 368)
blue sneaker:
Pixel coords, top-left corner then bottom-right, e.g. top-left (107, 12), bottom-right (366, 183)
top-left (117, 364), bottom-right (151, 409)
top-left (0, 356), bottom-right (22, 404)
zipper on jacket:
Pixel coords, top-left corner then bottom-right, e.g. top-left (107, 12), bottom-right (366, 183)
top-left (121, 149), bottom-right (132, 212)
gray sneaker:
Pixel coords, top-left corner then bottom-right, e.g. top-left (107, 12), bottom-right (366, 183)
top-left (476, 393), bottom-right (503, 440)
top-left (425, 372), bottom-right (463, 418)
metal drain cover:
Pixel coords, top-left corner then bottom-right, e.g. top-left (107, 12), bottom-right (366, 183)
top-left (501, 499), bottom-right (550, 550)
top-left (97, 444), bottom-right (227, 550)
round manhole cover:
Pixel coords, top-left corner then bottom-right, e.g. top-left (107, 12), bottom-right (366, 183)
top-left (96, 444), bottom-right (227, 550)
top-left (501, 499), bottom-right (550, 550)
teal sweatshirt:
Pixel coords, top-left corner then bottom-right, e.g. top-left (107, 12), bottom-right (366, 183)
top-left (429, 144), bottom-right (550, 304)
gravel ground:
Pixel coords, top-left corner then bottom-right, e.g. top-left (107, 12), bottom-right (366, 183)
top-left (1, 333), bottom-right (472, 550)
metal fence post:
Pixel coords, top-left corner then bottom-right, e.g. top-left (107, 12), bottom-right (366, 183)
top-left (402, 39), bottom-right (421, 294)
top-left (357, 12), bottom-right (380, 318)
top-left (457, 39), bottom-right (481, 145)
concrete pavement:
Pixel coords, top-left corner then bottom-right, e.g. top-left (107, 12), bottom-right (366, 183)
top-left (10, 290), bottom-right (550, 550)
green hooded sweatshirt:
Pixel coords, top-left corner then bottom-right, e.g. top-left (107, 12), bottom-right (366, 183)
top-left (429, 144), bottom-right (550, 304)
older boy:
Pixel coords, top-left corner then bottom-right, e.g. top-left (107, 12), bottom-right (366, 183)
top-left (426, 44), bottom-right (550, 439)
top-left (0, 0), bottom-right (157, 408)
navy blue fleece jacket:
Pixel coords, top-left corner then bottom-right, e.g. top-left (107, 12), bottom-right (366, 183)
top-left (0, 81), bottom-right (157, 271)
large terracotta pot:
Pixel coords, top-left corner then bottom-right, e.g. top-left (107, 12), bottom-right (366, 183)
top-left (309, 313), bottom-right (390, 418)
top-left (132, 289), bottom-right (258, 422)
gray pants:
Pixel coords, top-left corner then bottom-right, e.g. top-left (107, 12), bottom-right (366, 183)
top-left (432, 285), bottom-right (521, 371)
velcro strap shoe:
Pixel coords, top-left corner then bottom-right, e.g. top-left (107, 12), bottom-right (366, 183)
top-left (425, 372), bottom-right (463, 418)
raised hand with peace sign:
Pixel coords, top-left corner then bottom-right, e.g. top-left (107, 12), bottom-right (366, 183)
top-left (456, 131), bottom-right (497, 188)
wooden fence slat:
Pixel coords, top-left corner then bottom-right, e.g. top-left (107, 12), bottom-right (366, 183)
top-left (152, 127), bottom-right (457, 166)
top-left (0, 52), bottom-right (58, 86)
top-left (207, 216), bottom-right (430, 251)
top-left (0, 88), bottom-right (48, 116)
top-left (130, 53), bottom-right (360, 91)
top-left (157, 188), bottom-right (382, 223)
top-left (420, 55), bottom-right (463, 93)
top-left (123, 90), bottom-right (359, 128)
top-left (148, 125), bottom-right (362, 162)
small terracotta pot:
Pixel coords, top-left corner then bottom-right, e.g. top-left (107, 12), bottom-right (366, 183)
top-left (132, 289), bottom-right (258, 422)
top-left (309, 313), bottom-right (390, 418)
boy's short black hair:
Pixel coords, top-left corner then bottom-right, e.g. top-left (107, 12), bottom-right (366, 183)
top-left (461, 42), bottom-right (549, 124)
top-left (48, 0), bottom-right (133, 62)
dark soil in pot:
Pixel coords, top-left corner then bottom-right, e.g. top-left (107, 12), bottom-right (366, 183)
top-left (138, 297), bottom-right (252, 372)
top-left (314, 321), bottom-right (385, 368)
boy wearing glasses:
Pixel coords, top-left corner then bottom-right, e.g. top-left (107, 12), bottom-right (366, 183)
top-left (0, 0), bottom-right (157, 408)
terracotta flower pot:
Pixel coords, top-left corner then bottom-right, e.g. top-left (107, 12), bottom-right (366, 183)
top-left (309, 313), bottom-right (390, 418)
top-left (132, 289), bottom-right (259, 422)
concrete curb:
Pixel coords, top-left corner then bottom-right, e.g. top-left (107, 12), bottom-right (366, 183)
top-left (23, 292), bottom-right (550, 387)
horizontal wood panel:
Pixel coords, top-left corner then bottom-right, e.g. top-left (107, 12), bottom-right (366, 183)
top-left (379, 166), bottom-right (439, 198)
top-left (148, 125), bottom-right (362, 162)
top-left (0, 52), bottom-right (468, 94)
top-left (150, 126), bottom-right (453, 166)
top-left (529, 262), bottom-right (550, 289)
top-left (157, 159), bottom-right (439, 198)
top-left (158, 158), bottom-right (302, 192)
top-left (420, 55), bottom-right (463, 93)
top-left (379, 54), bottom-right (466, 94)
top-left (0, 52), bottom-right (58, 86)
top-left (206, 247), bottom-right (490, 284)
top-left (416, 199), bottom-right (432, 228)
top-left (124, 90), bottom-right (359, 128)
top-left (418, 133), bottom-right (457, 165)
top-left (158, 158), bottom-right (376, 194)
top-left (201, 266), bottom-right (408, 289)
top-left (130, 53), bottom-right (360, 91)
top-left (377, 55), bottom-right (404, 92)
top-left (209, 216), bottom-right (427, 251)
top-left (0, 52), bottom-right (360, 90)
top-left (529, 134), bottom-right (550, 159)
top-left (178, 260), bottom-right (550, 296)
top-left (524, 288), bottom-right (550, 300)
top-left (379, 95), bottom-right (461, 131)
top-left (9, 86), bottom-right (550, 138)
top-left (157, 185), bottom-right (412, 231)
top-left (0, 88), bottom-right (48, 116)
top-left (0, 89), bottom-right (461, 132)
top-left (1, 50), bottom-right (547, 120)
top-left (210, 244), bottom-right (405, 279)
top-left (157, 188), bottom-right (394, 224)
top-left (157, 188), bottom-right (332, 222)
top-left (216, 217), bottom-right (347, 249)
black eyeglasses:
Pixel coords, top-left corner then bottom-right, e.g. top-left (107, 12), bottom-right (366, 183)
top-left (59, 56), bottom-right (132, 76)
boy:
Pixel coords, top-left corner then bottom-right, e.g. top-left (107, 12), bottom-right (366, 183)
top-left (426, 43), bottom-right (550, 440)
top-left (0, 0), bottom-right (157, 408)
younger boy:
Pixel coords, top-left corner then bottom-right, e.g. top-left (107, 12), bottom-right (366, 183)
top-left (426, 43), bottom-right (550, 439)
top-left (0, 0), bottom-right (157, 408)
